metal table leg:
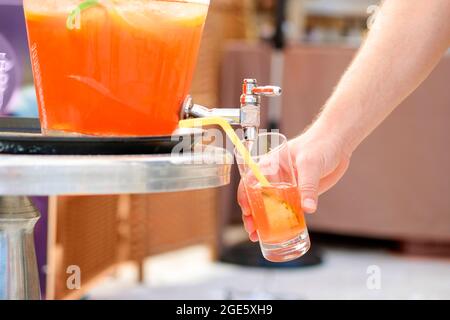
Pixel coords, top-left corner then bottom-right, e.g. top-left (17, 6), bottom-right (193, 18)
top-left (0, 196), bottom-right (41, 300)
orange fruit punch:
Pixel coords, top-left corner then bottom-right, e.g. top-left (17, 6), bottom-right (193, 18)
top-left (24, 0), bottom-right (208, 136)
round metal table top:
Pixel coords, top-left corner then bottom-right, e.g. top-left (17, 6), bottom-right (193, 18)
top-left (0, 147), bottom-right (233, 196)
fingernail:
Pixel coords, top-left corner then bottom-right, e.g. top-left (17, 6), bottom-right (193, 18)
top-left (303, 198), bottom-right (317, 211)
top-left (249, 232), bottom-right (259, 242)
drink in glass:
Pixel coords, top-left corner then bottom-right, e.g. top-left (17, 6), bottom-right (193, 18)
top-left (236, 132), bottom-right (310, 262)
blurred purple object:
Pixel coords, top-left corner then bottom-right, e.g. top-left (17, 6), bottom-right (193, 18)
top-left (0, 2), bottom-right (27, 115)
top-left (31, 196), bottom-right (48, 299)
top-left (1, 1), bottom-right (47, 297)
top-left (0, 0), bottom-right (23, 4)
top-left (0, 34), bottom-right (20, 115)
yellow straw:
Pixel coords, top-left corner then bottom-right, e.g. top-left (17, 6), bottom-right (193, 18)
top-left (179, 117), bottom-right (270, 187)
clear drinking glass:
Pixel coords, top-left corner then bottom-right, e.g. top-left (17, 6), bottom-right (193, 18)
top-left (235, 132), bottom-right (310, 262)
top-left (23, 0), bottom-right (209, 136)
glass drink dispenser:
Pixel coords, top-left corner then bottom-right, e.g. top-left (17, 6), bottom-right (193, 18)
top-left (23, 0), bottom-right (210, 136)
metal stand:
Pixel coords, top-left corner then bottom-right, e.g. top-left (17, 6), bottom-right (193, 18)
top-left (0, 148), bottom-right (232, 300)
top-left (0, 196), bottom-right (41, 300)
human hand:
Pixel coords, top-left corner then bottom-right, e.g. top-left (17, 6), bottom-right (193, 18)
top-left (237, 128), bottom-right (351, 242)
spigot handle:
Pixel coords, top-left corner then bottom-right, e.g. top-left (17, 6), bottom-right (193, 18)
top-left (252, 86), bottom-right (282, 96)
top-left (242, 79), bottom-right (282, 98)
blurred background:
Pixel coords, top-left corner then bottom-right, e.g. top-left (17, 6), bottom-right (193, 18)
top-left (1, 0), bottom-right (449, 299)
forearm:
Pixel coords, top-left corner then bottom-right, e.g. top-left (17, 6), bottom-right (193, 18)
top-left (310, 0), bottom-right (450, 155)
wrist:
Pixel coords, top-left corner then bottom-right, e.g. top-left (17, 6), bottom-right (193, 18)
top-left (302, 112), bottom-right (357, 159)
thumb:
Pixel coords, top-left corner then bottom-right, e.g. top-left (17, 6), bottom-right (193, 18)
top-left (296, 156), bottom-right (322, 213)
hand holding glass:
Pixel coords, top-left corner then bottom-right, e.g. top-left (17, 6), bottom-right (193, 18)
top-left (236, 133), bottom-right (310, 262)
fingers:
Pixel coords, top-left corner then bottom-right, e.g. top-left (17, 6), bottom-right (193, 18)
top-left (237, 182), bottom-right (251, 216)
top-left (242, 214), bottom-right (256, 234)
top-left (296, 155), bottom-right (322, 214)
top-left (238, 181), bottom-right (259, 242)
top-left (242, 214), bottom-right (258, 242)
top-left (249, 232), bottom-right (259, 242)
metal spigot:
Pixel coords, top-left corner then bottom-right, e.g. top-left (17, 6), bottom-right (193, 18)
top-left (181, 79), bottom-right (282, 141)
